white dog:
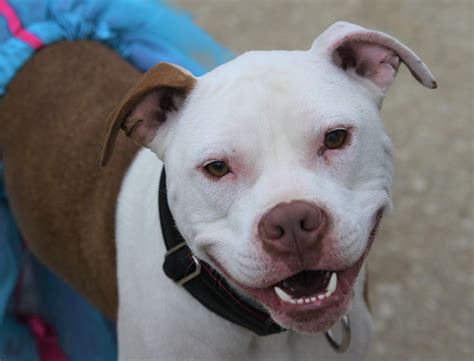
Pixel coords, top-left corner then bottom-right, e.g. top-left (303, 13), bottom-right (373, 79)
top-left (0, 20), bottom-right (435, 361)
top-left (101, 21), bottom-right (436, 360)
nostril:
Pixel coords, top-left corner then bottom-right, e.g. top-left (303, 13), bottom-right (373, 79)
top-left (300, 219), bottom-right (312, 231)
top-left (264, 225), bottom-right (285, 240)
top-left (300, 208), bottom-right (322, 232)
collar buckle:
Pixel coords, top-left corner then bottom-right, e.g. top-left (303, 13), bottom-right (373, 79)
top-left (164, 241), bottom-right (201, 286)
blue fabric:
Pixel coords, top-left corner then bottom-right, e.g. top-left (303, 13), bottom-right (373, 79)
top-left (0, 0), bottom-right (233, 95)
top-left (0, 0), bottom-right (232, 359)
top-left (0, 200), bottom-right (118, 361)
top-left (29, 256), bottom-right (118, 361)
top-left (0, 164), bottom-right (37, 361)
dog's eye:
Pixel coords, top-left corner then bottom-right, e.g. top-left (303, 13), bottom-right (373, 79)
top-left (204, 161), bottom-right (230, 178)
top-left (324, 129), bottom-right (348, 149)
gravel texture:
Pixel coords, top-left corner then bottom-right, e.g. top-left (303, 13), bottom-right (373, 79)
top-left (172, 1), bottom-right (473, 360)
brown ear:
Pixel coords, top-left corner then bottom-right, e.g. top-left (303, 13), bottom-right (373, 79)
top-left (101, 62), bottom-right (196, 166)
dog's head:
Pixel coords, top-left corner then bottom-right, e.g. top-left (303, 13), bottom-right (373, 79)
top-left (103, 22), bottom-right (435, 333)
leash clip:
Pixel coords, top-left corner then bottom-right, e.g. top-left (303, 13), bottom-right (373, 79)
top-left (324, 314), bottom-right (351, 353)
top-left (165, 241), bottom-right (201, 286)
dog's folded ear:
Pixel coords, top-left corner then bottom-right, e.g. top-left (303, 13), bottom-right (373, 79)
top-left (101, 62), bottom-right (196, 166)
top-left (311, 21), bottom-right (436, 95)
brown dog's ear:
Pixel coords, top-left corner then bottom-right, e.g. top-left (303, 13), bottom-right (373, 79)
top-left (101, 62), bottom-right (196, 166)
top-left (311, 22), bottom-right (437, 94)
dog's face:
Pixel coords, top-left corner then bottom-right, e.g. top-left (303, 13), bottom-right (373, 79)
top-left (103, 22), bottom-right (435, 333)
top-left (164, 51), bottom-right (391, 332)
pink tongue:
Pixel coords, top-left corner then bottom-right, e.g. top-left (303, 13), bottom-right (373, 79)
top-left (278, 271), bottom-right (331, 298)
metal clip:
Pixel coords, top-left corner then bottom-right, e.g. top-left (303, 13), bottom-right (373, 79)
top-left (165, 241), bottom-right (201, 286)
top-left (324, 314), bottom-right (351, 353)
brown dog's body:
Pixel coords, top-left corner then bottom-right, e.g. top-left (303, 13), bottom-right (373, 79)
top-left (0, 41), bottom-right (141, 318)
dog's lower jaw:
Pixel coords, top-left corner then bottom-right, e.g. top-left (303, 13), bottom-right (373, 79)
top-left (116, 150), bottom-right (374, 360)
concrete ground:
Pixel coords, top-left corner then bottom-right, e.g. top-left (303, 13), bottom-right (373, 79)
top-left (173, 1), bottom-right (473, 360)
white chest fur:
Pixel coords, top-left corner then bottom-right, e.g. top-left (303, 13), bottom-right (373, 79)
top-left (115, 149), bottom-right (373, 361)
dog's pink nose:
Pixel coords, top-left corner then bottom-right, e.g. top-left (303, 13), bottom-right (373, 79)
top-left (258, 201), bottom-right (327, 256)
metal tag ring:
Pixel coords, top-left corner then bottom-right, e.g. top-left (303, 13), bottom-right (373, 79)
top-left (324, 314), bottom-right (351, 353)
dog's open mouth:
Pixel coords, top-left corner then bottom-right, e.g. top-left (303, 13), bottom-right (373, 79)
top-left (273, 270), bottom-right (337, 304)
top-left (240, 263), bottom-right (358, 333)
top-left (206, 254), bottom-right (362, 333)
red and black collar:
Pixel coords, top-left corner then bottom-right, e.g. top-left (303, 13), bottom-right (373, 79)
top-left (160, 169), bottom-right (285, 336)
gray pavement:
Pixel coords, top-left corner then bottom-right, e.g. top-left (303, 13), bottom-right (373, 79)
top-left (173, 1), bottom-right (473, 360)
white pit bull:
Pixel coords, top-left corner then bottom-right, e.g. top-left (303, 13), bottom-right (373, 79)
top-left (105, 21), bottom-right (435, 360)
top-left (0, 21), bottom-right (436, 361)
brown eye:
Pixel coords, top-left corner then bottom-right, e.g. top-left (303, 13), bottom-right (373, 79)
top-left (324, 129), bottom-right (348, 149)
top-left (204, 161), bottom-right (230, 178)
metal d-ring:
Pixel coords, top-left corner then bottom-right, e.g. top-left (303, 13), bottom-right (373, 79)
top-left (324, 314), bottom-right (351, 353)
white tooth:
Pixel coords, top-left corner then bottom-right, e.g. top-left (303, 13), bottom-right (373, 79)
top-left (290, 299), bottom-right (297, 304)
top-left (274, 286), bottom-right (294, 303)
top-left (304, 298), bottom-right (311, 304)
top-left (297, 299), bottom-right (304, 304)
top-left (318, 294), bottom-right (325, 300)
top-left (310, 297), bottom-right (317, 302)
top-left (326, 272), bottom-right (338, 295)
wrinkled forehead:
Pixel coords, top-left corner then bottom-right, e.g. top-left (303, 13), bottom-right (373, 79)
top-left (175, 50), bottom-right (380, 156)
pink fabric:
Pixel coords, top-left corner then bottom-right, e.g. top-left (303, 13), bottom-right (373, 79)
top-left (0, 0), bottom-right (43, 49)
top-left (14, 238), bottom-right (67, 361)
top-left (20, 314), bottom-right (67, 361)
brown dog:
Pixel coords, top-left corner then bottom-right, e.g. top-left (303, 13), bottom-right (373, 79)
top-left (0, 41), bottom-right (141, 318)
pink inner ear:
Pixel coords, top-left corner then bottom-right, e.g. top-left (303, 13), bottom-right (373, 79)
top-left (334, 41), bottom-right (401, 93)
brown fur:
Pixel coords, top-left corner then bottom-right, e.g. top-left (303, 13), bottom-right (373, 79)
top-left (0, 41), bottom-right (142, 319)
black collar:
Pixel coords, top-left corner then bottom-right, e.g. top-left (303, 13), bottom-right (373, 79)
top-left (160, 169), bottom-right (285, 336)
